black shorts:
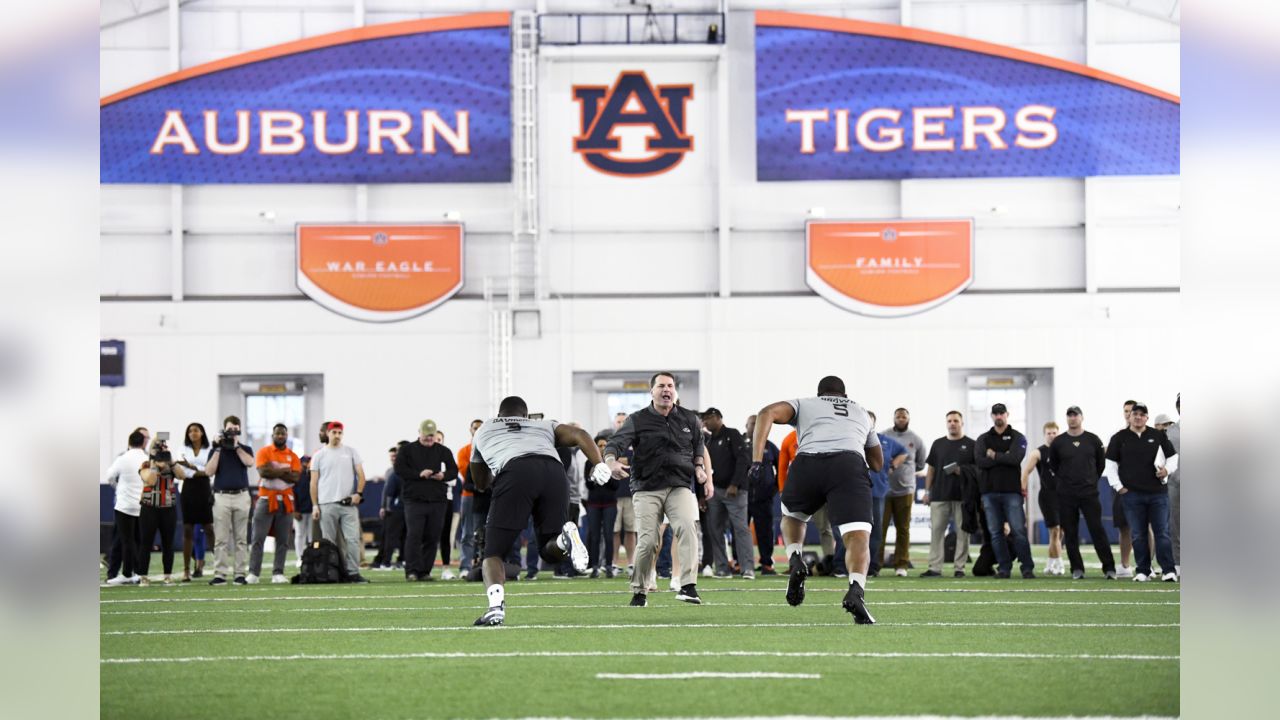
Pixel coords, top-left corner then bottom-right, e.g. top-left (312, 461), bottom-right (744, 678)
top-left (179, 478), bottom-right (214, 525)
top-left (1038, 489), bottom-right (1060, 528)
top-left (483, 455), bottom-right (569, 559)
top-left (779, 452), bottom-right (872, 530)
top-left (1112, 492), bottom-right (1129, 529)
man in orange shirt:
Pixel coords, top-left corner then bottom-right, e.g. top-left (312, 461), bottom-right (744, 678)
top-left (778, 429), bottom-right (836, 560)
top-left (456, 419), bottom-right (484, 574)
top-left (248, 423), bottom-right (301, 584)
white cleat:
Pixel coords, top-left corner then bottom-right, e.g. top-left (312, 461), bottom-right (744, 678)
top-left (245, 574), bottom-right (260, 585)
top-left (271, 574), bottom-right (289, 584)
top-left (1162, 572), bottom-right (1178, 582)
top-left (473, 603), bottom-right (505, 626)
top-left (1133, 573), bottom-right (1150, 582)
top-left (560, 522), bottom-right (589, 573)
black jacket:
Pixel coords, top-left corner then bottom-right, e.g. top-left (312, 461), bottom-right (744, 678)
top-left (605, 404), bottom-right (705, 494)
top-left (706, 426), bottom-right (749, 489)
top-left (394, 441), bottom-right (459, 503)
top-left (975, 426), bottom-right (1027, 494)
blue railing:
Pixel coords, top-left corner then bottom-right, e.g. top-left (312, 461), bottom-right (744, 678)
top-left (538, 12), bottom-right (725, 46)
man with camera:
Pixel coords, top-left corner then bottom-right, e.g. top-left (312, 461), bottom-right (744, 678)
top-left (203, 415), bottom-right (255, 586)
top-left (138, 434), bottom-right (185, 585)
top-left (248, 423), bottom-right (301, 584)
top-left (310, 421), bottom-right (370, 583)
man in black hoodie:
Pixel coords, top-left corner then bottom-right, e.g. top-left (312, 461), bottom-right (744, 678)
top-left (394, 419), bottom-right (458, 581)
top-left (975, 403), bottom-right (1033, 578)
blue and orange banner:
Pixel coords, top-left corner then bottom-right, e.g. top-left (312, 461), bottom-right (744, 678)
top-left (756, 11), bottom-right (1179, 180)
top-left (100, 14), bottom-right (511, 184)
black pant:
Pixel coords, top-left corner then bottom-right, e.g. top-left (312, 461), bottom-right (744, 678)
top-left (971, 505), bottom-right (998, 576)
top-left (748, 494), bottom-right (776, 569)
top-left (1059, 492), bottom-right (1116, 574)
top-left (139, 505), bottom-right (178, 576)
top-left (699, 507), bottom-right (713, 569)
top-left (403, 500), bottom-right (448, 578)
top-left (439, 508), bottom-right (454, 565)
top-left (113, 511), bottom-right (141, 579)
top-left (374, 509), bottom-right (406, 566)
top-left (586, 504), bottom-right (617, 570)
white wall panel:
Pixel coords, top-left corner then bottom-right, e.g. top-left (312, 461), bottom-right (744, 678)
top-left (1091, 43), bottom-right (1180, 95)
top-left (1089, 176), bottom-right (1179, 221)
top-left (183, 185), bottom-right (356, 232)
top-left (102, 185), bottom-right (172, 232)
top-left (238, 11), bottom-right (305, 50)
top-left (729, 231), bottom-right (807, 294)
top-left (972, 227), bottom-right (1084, 290)
top-left (545, 231), bottom-right (718, 295)
top-left (101, 234), bottom-right (172, 297)
top-left (366, 185), bottom-right (514, 233)
top-left (1090, 223), bottom-right (1178, 289)
top-left (902, 177), bottom-right (1083, 227)
top-left (183, 232), bottom-right (298, 296)
top-left (732, 181), bottom-right (901, 230)
top-left (100, 51), bottom-right (170, 96)
top-left (180, 10), bottom-right (241, 55)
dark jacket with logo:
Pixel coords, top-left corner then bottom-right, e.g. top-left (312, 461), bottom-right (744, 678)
top-left (707, 426), bottom-right (749, 490)
top-left (605, 404), bottom-right (705, 494)
top-left (975, 426), bottom-right (1028, 495)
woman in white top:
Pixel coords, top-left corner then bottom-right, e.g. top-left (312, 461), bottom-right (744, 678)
top-left (177, 422), bottom-right (216, 582)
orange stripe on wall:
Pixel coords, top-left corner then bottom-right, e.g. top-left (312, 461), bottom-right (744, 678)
top-left (755, 10), bottom-right (1179, 105)
top-left (100, 12), bottom-right (510, 108)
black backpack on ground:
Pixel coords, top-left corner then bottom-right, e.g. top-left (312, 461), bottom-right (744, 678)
top-left (293, 539), bottom-right (346, 584)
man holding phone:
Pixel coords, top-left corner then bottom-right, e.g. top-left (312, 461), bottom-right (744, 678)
top-left (923, 411), bottom-right (977, 578)
top-left (310, 421), bottom-right (369, 583)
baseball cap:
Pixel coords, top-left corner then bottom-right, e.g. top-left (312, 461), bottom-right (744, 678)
top-left (1065, 406), bottom-right (1082, 416)
top-left (701, 407), bottom-right (723, 419)
top-left (328, 421), bottom-right (344, 431)
top-left (1130, 403), bottom-right (1149, 415)
top-left (419, 419), bottom-right (438, 435)
top-left (1153, 413), bottom-right (1173, 426)
top-left (991, 403), bottom-right (1008, 414)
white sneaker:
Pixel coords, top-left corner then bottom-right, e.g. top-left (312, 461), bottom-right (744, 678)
top-left (105, 575), bottom-right (130, 586)
top-left (559, 522), bottom-right (589, 573)
top-left (742, 572), bottom-right (755, 580)
top-left (1162, 572), bottom-right (1178, 582)
top-left (127, 574), bottom-right (142, 585)
top-left (1116, 565), bottom-right (1133, 578)
top-left (271, 574), bottom-right (288, 584)
top-left (702, 565), bottom-right (713, 577)
top-left (669, 577), bottom-right (680, 592)
top-left (1133, 573), bottom-right (1150, 582)
top-left (895, 568), bottom-right (908, 577)
top-left (441, 569), bottom-right (456, 581)
top-left (245, 574), bottom-right (260, 585)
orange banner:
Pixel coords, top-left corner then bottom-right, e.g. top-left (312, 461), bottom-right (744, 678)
top-left (806, 219), bottom-right (973, 317)
top-left (296, 223), bottom-right (463, 322)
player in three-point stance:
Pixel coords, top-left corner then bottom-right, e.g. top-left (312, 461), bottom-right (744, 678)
top-left (468, 395), bottom-right (611, 626)
top-left (750, 375), bottom-right (884, 624)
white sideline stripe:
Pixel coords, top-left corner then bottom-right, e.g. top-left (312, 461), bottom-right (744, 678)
top-left (100, 586), bottom-right (1179, 603)
top-left (101, 621), bottom-right (1179, 636)
top-left (509, 716), bottom-right (1180, 720)
top-left (100, 649), bottom-right (1180, 665)
top-left (100, 602), bottom-right (1183, 616)
top-left (100, 593), bottom-right (1179, 606)
top-left (597, 672), bottom-right (821, 680)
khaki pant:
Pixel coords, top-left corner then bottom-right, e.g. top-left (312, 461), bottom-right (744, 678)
top-left (882, 494), bottom-right (913, 569)
top-left (319, 503), bottom-right (362, 577)
top-left (928, 500), bottom-right (969, 573)
top-left (811, 505), bottom-right (836, 557)
top-left (632, 485), bottom-right (698, 593)
top-left (212, 491), bottom-right (251, 579)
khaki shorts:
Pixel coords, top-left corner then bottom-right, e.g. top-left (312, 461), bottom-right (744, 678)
top-left (614, 496), bottom-right (636, 533)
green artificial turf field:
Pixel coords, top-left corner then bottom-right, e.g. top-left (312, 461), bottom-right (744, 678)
top-left (100, 556), bottom-right (1179, 719)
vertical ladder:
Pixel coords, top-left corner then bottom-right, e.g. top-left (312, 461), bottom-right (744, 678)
top-left (511, 10), bottom-right (540, 307)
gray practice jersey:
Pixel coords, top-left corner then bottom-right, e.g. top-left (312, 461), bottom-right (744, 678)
top-left (786, 396), bottom-right (879, 458)
top-left (471, 417), bottom-right (561, 476)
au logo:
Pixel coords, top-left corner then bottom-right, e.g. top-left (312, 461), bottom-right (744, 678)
top-left (573, 71), bottom-right (693, 177)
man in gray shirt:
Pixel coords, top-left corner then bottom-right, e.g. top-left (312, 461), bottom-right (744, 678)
top-left (309, 421), bottom-right (368, 583)
top-left (881, 408), bottom-right (927, 576)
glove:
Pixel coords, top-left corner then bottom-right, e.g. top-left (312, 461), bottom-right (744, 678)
top-left (590, 462), bottom-right (612, 486)
top-left (746, 462), bottom-right (762, 483)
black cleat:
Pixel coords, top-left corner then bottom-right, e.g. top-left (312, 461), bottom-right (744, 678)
top-left (629, 592), bottom-right (647, 607)
top-left (842, 583), bottom-right (876, 625)
top-left (920, 570), bottom-right (943, 578)
top-left (473, 603), bottom-right (504, 626)
top-left (785, 553), bottom-right (808, 607)
top-left (759, 566), bottom-right (778, 576)
top-left (676, 584), bottom-right (701, 604)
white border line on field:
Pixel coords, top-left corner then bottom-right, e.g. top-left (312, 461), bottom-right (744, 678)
top-left (100, 649), bottom-right (1180, 665)
top-left (504, 716), bottom-right (1180, 720)
top-left (597, 672), bottom-right (821, 680)
top-left (99, 594), bottom-right (1179, 606)
top-left (100, 621), bottom-right (1179, 636)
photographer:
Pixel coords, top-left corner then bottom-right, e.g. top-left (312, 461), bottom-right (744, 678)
top-left (139, 435), bottom-right (185, 585)
top-left (309, 421), bottom-right (369, 583)
top-left (248, 423), bottom-right (301, 584)
top-left (202, 415), bottom-right (255, 586)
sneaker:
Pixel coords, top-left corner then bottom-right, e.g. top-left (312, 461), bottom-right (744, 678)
top-left (842, 583), bottom-right (876, 625)
top-left (742, 572), bottom-right (755, 580)
top-left (785, 553), bottom-right (808, 607)
top-left (558, 522), bottom-right (589, 573)
top-left (701, 565), bottom-right (714, 577)
top-left (233, 576), bottom-right (248, 585)
top-left (406, 573), bottom-right (420, 582)
top-left (1161, 572), bottom-right (1178, 582)
top-left (1104, 569), bottom-right (1117, 580)
top-left (525, 571), bottom-right (538, 581)
top-left (608, 566), bottom-right (623, 579)
top-left (995, 571), bottom-right (1011, 579)
top-left (669, 577), bottom-right (680, 592)
top-left (920, 570), bottom-right (943, 578)
top-left (894, 568), bottom-right (908, 577)
top-left (245, 574), bottom-right (259, 585)
top-left (1022, 570), bottom-right (1036, 579)
top-left (629, 592), bottom-right (647, 607)
top-left (589, 568), bottom-right (600, 579)
top-left (191, 568), bottom-right (204, 579)
top-left (162, 575), bottom-right (175, 586)
top-left (657, 572), bottom-right (672, 580)
top-left (1116, 565), bottom-right (1133, 578)
top-left (105, 575), bottom-right (130, 586)
top-left (271, 574), bottom-right (288, 584)
top-left (868, 568), bottom-right (880, 577)
top-left (759, 566), bottom-right (778, 576)
top-left (953, 570), bottom-right (966, 578)
top-left (473, 603), bottom-right (505, 626)
top-left (349, 575), bottom-right (371, 584)
top-left (138, 576), bottom-right (151, 587)
top-left (208, 576), bottom-right (227, 586)
top-left (676, 584), bottom-right (702, 604)
top-left (832, 569), bottom-right (848, 578)
top-left (127, 575), bottom-right (142, 584)
top-left (1072, 569), bottom-right (1085, 580)
top-left (713, 571), bottom-right (731, 579)
top-left (1133, 573), bottom-right (1150, 582)
top-left (441, 569), bottom-right (456, 581)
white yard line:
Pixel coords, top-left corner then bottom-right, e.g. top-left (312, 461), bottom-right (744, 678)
top-left (100, 649), bottom-right (1179, 665)
top-left (596, 672), bottom-right (821, 680)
